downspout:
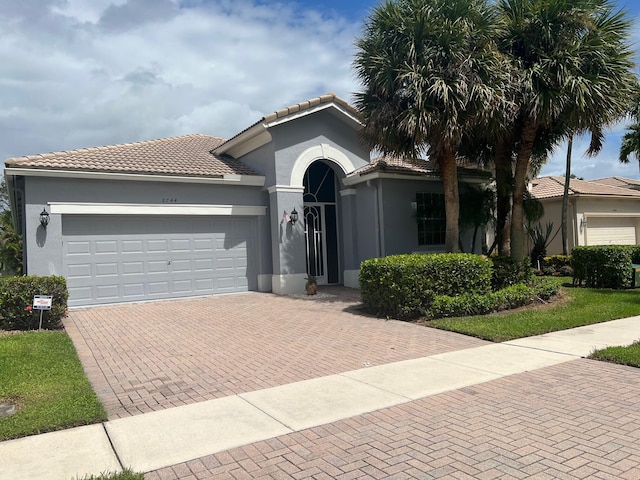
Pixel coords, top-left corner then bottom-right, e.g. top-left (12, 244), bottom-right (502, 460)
top-left (367, 179), bottom-right (383, 257)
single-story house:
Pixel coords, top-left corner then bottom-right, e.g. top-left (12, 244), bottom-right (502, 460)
top-left (531, 175), bottom-right (640, 255)
top-left (4, 93), bottom-right (490, 307)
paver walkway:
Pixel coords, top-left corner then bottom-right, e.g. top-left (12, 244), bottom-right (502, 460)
top-left (146, 359), bottom-right (640, 480)
top-left (64, 287), bottom-right (488, 419)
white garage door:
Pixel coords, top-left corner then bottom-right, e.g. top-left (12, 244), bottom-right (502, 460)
top-left (63, 215), bottom-right (257, 306)
top-left (586, 217), bottom-right (637, 246)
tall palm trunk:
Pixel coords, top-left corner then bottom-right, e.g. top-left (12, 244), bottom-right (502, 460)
top-left (511, 117), bottom-right (538, 261)
top-left (494, 137), bottom-right (512, 256)
top-left (561, 136), bottom-right (573, 255)
top-left (439, 145), bottom-right (460, 253)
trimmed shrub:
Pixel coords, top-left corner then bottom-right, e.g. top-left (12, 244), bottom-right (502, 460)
top-left (427, 278), bottom-right (561, 319)
top-left (359, 253), bottom-right (493, 320)
top-left (543, 255), bottom-right (571, 269)
top-left (572, 246), bottom-right (633, 289)
top-left (490, 256), bottom-right (533, 290)
top-left (559, 265), bottom-right (573, 277)
top-left (0, 276), bottom-right (68, 330)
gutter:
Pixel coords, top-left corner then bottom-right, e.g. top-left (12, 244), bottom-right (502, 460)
top-left (3, 168), bottom-right (266, 187)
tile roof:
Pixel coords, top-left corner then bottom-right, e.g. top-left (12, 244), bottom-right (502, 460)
top-left (349, 155), bottom-right (490, 178)
top-left (4, 134), bottom-right (261, 177)
top-left (216, 93), bottom-right (360, 150)
top-left (591, 176), bottom-right (640, 190)
top-left (531, 176), bottom-right (640, 199)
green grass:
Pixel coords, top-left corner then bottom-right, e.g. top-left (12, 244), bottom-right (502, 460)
top-left (588, 340), bottom-right (640, 367)
top-left (426, 279), bottom-right (640, 342)
top-left (78, 469), bottom-right (144, 480)
top-left (0, 331), bottom-right (107, 441)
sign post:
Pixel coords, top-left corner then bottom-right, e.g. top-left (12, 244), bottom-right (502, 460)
top-left (32, 295), bottom-right (53, 331)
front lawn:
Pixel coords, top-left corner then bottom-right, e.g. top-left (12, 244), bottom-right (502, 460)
top-left (588, 340), bottom-right (640, 367)
top-left (425, 279), bottom-right (640, 342)
top-left (0, 331), bottom-right (107, 440)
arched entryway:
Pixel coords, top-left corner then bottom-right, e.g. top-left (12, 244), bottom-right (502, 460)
top-left (303, 161), bottom-right (340, 284)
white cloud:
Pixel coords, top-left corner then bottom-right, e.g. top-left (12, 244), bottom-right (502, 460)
top-left (1, 0), bottom-right (638, 184)
top-left (0, 0), bottom-right (360, 161)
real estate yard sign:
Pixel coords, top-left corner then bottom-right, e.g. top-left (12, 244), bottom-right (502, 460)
top-left (33, 295), bottom-right (52, 330)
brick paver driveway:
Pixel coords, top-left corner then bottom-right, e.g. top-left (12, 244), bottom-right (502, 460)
top-left (64, 288), bottom-right (640, 479)
top-left (64, 287), bottom-right (487, 419)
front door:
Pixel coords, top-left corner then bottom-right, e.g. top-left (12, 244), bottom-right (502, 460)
top-left (303, 162), bottom-right (339, 285)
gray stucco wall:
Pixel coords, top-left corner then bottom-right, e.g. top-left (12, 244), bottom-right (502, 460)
top-left (237, 109), bottom-right (370, 188)
top-left (271, 110), bottom-right (369, 185)
top-left (22, 176), bottom-right (271, 278)
top-left (351, 177), bottom-right (485, 266)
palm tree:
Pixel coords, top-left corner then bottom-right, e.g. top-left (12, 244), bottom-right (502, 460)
top-left (353, 0), bottom-right (509, 252)
top-left (619, 94), bottom-right (640, 166)
top-left (495, 0), bottom-right (637, 261)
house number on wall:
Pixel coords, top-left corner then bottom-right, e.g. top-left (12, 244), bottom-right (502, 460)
top-left (162, 198), bottom-right (178, 203)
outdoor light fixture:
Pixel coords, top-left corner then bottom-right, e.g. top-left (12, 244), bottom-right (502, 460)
top-left (289, 208), bottom-right (299, 225)
top-left (39, 209), bottom-right (50, 228)
top-left (580, 217), bottom-right (588, 232)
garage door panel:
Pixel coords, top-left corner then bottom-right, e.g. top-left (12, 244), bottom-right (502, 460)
top-left (587, 218), bottom-right (637, 246)
top-left (72, 286), bottom-right (93, 301)
top-left (67, 241), bottom-right (91, 255)
top-left (122, 284), bottom-right (145, 297)
top-left (122, 262), bottom-right (144, 275)
top-left (67, 264), bottom-right (91, 278)
top-left (147, 239), bottom-right (169, 252)
top-left (122, 240), bottom-right (143, 253)
top-left (193, 238), bottom-right (213, 251)
top-left (63, 215), bottom-right (257, 306)
top-left (95, 263), bottom-right (118, 276)
top-left (148, 282), bottom-right (170, 294)
top-left (96, 285), bottom-right (119, 300)
top-left (95, 241), bottom-right (118, 254)
top-left (193, 259), bottom-right (214, 271)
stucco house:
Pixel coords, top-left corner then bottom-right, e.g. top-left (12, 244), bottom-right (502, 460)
top-left (531, 175), bottom-right (640, 256)
top-left (4, 93), bottom-right (489, 307)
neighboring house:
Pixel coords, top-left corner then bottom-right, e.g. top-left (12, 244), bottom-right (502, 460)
top-left (531, 176), bottom-right (640, 256)
top-left (4, 93), bottom-right (490, 307)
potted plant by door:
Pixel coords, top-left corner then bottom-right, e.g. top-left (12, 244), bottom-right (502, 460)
top-left (305, 275), bottom-right (318, 295)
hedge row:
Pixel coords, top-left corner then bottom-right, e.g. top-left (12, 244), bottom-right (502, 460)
top-left (359, 253), bottom-right (494, 320)
top-left (0, 276), bottom-right (69, 330)
top-left (427, 278), bottom-right (560, 319)
top-left (572, 245), bottom-right (640, 289)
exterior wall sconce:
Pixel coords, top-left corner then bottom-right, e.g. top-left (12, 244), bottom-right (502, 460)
top-left (580, 217), bottom-right (587, 233)
top-left (39, 209), bottom-right (50, 228)
top-left (289, 208), bottom-right (298, 225)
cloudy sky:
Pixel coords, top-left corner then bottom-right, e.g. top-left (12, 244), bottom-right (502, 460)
top-left (1, 0), bottom-right (639, 180)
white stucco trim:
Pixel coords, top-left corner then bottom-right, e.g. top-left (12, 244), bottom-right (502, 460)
top-left (267, 185), bottom-right (305, 194)
top-left (343, 171), bottom-right (491, 186)
top-left (271, 273), bottom-right (307, 295)
top-left (290, 144), bottom-right (357, 187)
top-left (257, 274), bottom-right (273, 292)
top-left (220, 128), bottom-right (273, 159)
top-left (343, 270), bottom-right (360, 289)
top-left (581, 212), bottom-right (640, 217)
top-left (48, 203), bottom-right (267, 216)
top-left (4, 168), bottom-right (266, 187)
top-left (339, 189), bottom-right (357, 197)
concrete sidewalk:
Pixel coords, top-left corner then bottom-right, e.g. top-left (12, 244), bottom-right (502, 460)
top-left (1, 317), bottom-right (639, 480)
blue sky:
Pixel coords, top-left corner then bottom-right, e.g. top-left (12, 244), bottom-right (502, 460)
top-left (1, 0), bottom-right (639, 180)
